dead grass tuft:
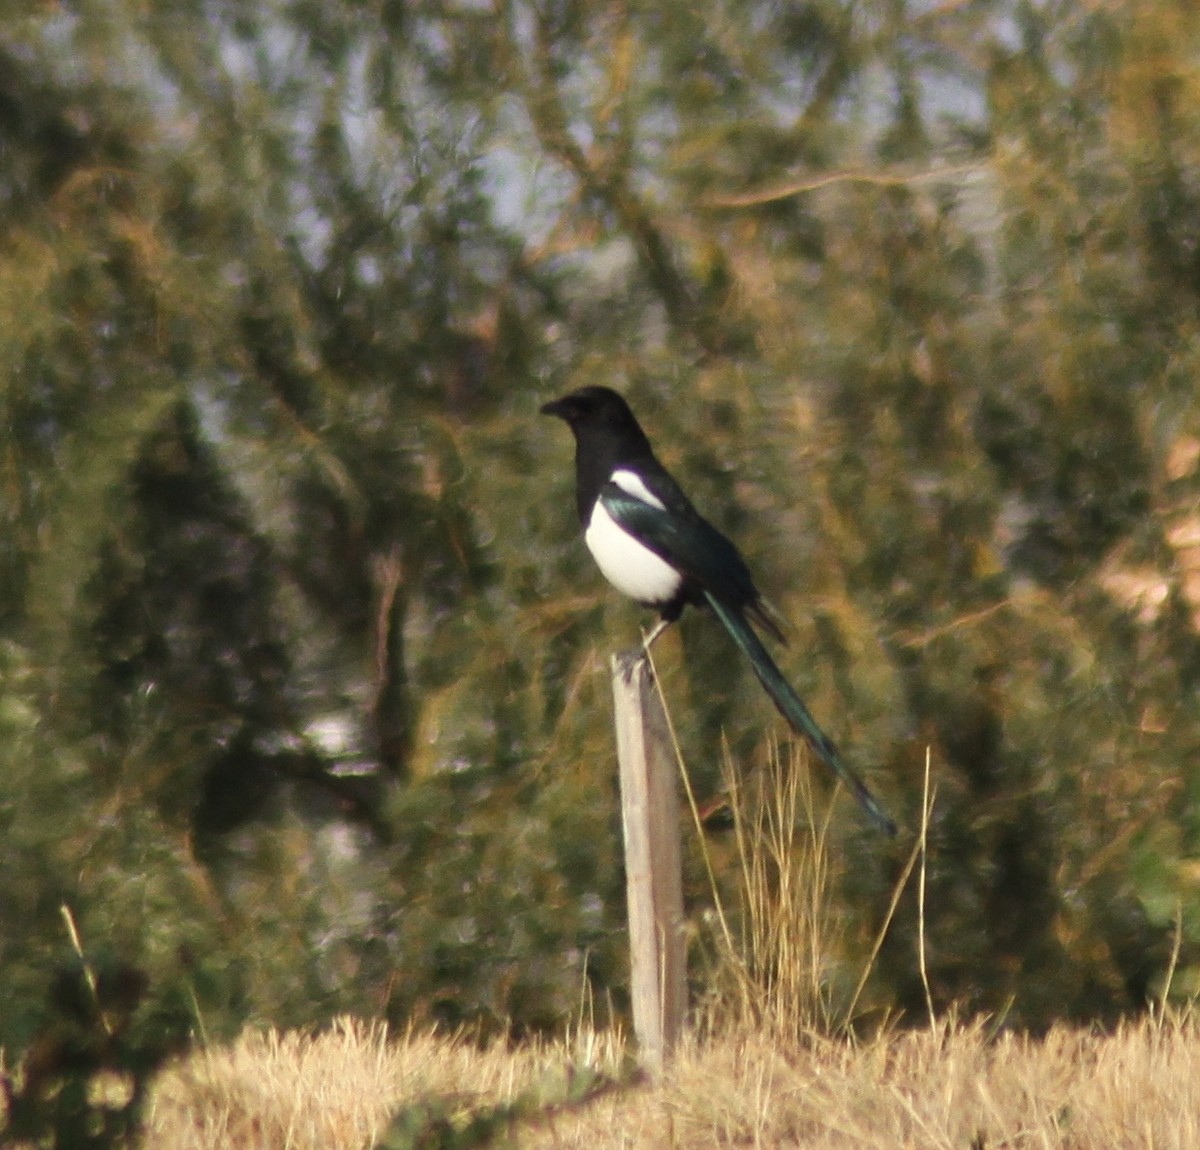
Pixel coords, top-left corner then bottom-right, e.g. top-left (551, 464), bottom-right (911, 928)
top-left (522, 1011), bottom-right (1200, 1149)
top-left (147, 1018), bottom-right (396, 1150)
top-left (144, 1016), bottom-right (628, 1150)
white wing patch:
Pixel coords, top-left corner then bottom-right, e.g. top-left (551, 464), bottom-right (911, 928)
top-left (585, 475), bottom-right (681, 606)
top-left (609, 468), bottom-right (667, 510)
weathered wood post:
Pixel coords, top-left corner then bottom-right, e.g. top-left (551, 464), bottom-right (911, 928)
top-left (610, 650), bottom-right (686, 1073)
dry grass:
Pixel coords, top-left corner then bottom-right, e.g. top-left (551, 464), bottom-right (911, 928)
top-left (144, 1016), bottom-right (626, 1149)
top-left (639, 1013), bottom-right (1200, 1149)
top-left (143, 1011), bottom-right (1200, 1149)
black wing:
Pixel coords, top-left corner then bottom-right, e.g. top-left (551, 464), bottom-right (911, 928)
top-left (598, 480), bottom-right (763, 613)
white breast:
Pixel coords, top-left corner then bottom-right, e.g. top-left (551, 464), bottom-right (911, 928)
top-left (584, 473), bottom-right (683, 606)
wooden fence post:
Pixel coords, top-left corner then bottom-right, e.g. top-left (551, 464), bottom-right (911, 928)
top-left (610, 651), bottom-right (686, 1074)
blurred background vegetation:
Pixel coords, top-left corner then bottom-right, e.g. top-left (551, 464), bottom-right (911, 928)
top-left (3, 0), bottom-right (1200, 1075)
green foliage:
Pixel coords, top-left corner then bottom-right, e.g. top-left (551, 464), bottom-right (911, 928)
top-left (3, 6), bottom-right (1200, 1129)
top-left (1, 930), bottom-right (191, 1149)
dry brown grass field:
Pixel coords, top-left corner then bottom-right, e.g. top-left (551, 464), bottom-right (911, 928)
top-left (144, 1010), bottom-right (1200, 1149)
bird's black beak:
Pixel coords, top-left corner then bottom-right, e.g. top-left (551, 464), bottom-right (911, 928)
top-left (540, 397), bottom-right (567, 419)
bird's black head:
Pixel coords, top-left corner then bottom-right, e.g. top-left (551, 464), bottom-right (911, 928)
top-left (540, 387), bottom-right (656, 510)
top-left (539, 386), bottom-right (640, 431)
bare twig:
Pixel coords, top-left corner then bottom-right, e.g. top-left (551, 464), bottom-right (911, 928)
top-left (918, 747), bottom-right (937, 1027)
top-left (705, 160), bottom-right (986, 209)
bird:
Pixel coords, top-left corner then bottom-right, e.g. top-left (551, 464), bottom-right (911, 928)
top-left (540, 385), bottom-right (897, 836)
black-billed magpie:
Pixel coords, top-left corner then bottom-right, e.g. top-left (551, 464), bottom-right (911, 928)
top-left (541, 385), bottom-right (896, 836)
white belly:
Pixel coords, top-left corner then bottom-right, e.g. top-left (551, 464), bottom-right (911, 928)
top-left (585, 499), bottom-right (682, 606)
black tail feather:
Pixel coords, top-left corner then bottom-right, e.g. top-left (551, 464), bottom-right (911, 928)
top-left (704, 592), bottom-right (898, 836)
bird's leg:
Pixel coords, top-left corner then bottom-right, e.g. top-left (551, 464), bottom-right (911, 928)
top-left (641, 616), bottom-right (673, 654)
